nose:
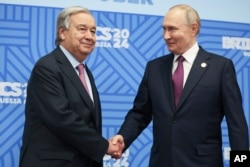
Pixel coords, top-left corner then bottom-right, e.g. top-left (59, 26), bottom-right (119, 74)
top-left (85, 30), bottom-right (94, 39)
top-left (163, 30), bottom-right (170, 40)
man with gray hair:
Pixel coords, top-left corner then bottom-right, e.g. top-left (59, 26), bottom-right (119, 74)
top-left (19, 6), bottom-right (122, 167)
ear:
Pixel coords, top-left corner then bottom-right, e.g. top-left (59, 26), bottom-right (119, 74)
top-left (59, 28), bottom-right (66, 41)
top-left (191, 22), bottom-right (199, 35)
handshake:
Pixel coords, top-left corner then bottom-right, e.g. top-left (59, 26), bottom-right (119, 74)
top-left (106, 135), bottom-right (125, 159)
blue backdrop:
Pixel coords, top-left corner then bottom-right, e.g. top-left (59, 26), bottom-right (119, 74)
top-left (0, 1), bottom-right (250, 167)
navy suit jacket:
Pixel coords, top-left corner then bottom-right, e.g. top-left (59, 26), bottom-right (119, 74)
top-left (19, 47), bottom-right (108, 167)
top-left (118, 46), bottom-right (249, 167)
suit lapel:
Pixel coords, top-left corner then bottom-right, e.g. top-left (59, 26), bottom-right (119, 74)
top-left (85, 64), bottom-right (102, 130)
top-left (177, 47), bottom-right (210, 109)
top-left (53, 47), bottom-right (96, 116)
top-left (161, 54), bottom-right (176, 112)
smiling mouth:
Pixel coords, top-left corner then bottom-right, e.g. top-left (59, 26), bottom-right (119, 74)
top-left (81, 42), bottom-right (93, 47)
top-left (167, 42), bottom-right (175, 46)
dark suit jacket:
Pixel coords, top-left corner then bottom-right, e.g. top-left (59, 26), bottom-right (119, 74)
top-left (118, 46), bottom-right (249, 167)
top-left (19, 47), bottom-right (108, 167)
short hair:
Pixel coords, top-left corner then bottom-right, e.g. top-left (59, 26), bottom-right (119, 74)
top-left (55, 6), bottom-right (92, 46)
top-left (170, 4), bottom-right (201, 35)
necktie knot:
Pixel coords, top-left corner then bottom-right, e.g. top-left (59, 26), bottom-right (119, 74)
top-left (77, 64), bottom-right (85, 75)
top-left (177, 55), bottom-right (185, 63)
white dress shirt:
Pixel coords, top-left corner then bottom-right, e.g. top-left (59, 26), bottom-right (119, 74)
top-left (59, 45), bottom-right (94, 101)
top-left (172, 42), bottom-right (199, 87)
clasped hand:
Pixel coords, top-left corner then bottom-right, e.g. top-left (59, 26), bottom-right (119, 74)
top-left (106, 135), bottom-right (125, 159)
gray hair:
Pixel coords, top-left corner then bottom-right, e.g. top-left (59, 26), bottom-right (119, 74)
top-left (170, 4), bottom-right (201, 35)
top-left (55, 6), bottom-right (91, 46)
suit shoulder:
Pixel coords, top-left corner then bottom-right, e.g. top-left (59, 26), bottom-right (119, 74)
top-left (29, 49), bottom-right (63, 77)
top-left (35, 48), bottom-right (60, 66)
top-left (147, 54), bottom-right (172, 64)
top-left (201, 48), bottom-right (232, 63)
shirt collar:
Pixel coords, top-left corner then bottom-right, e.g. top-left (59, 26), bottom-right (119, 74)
top-left (174, 42), bottom-right (199, 64)
top-left (59, 45), bottom-right (86, 68)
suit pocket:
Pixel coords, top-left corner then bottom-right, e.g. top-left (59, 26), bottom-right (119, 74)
top-left (196, 143), bottom-right (221, 156)
top-left (38, 150), bottom-right (76, 161)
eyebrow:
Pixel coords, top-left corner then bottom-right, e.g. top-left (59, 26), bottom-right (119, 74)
top-left (77, 24), bottom-right (96, 30)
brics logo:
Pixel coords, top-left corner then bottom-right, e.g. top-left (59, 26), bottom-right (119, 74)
top-left (0, 82), bottom-right (27, 104)
top-left (222, 36), bottom-right (250, 57)
top-left (230, 151), bottom-right (250, 167)
top-left (96, 27), bottom-right (130, 49)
